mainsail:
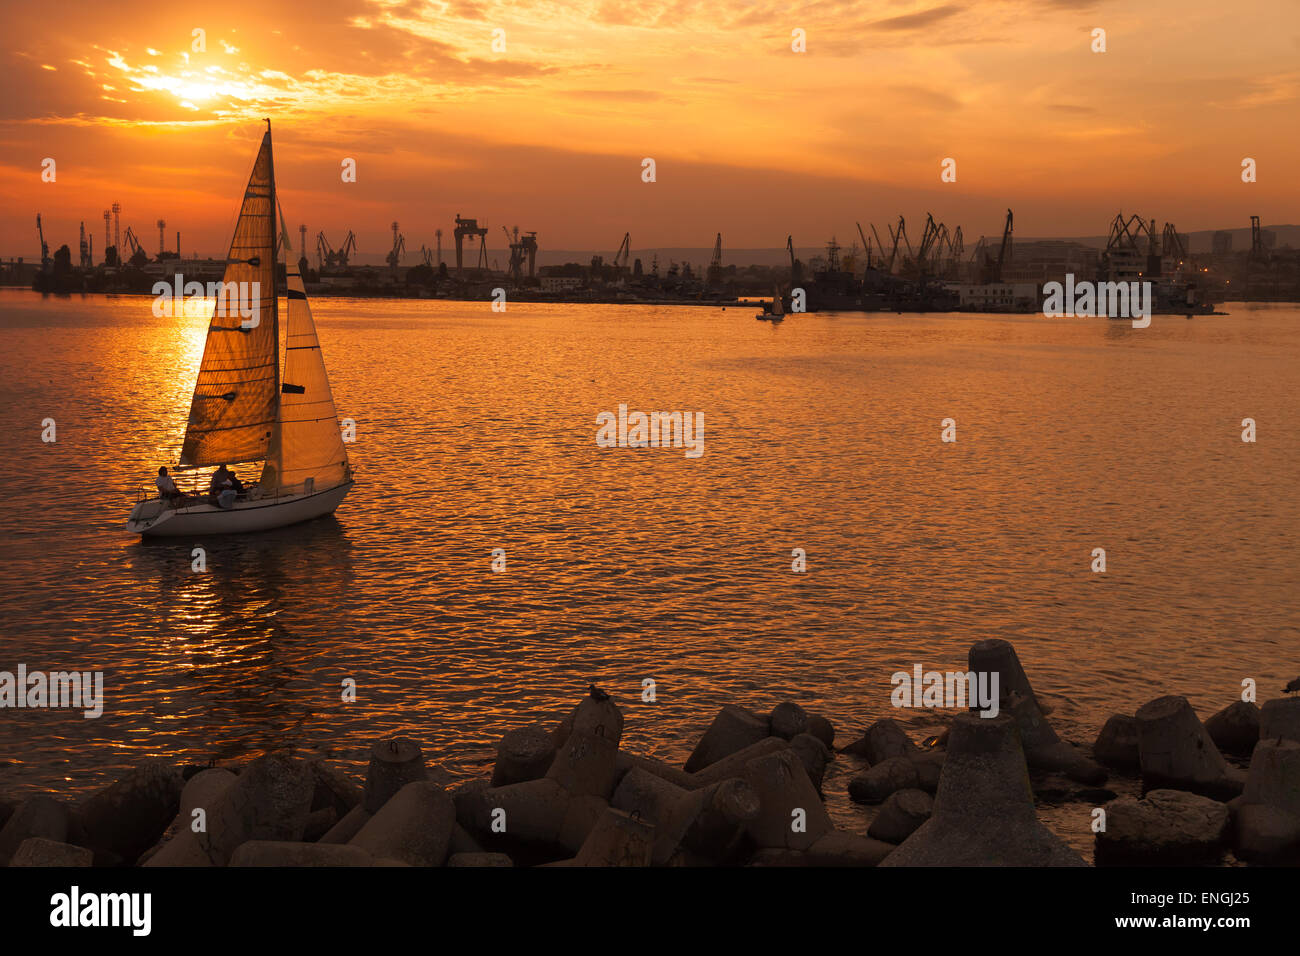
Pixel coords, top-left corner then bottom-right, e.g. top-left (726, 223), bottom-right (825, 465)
top-left (262, 259), bottom-right (350, 494)
top-left (179, 131), bottom-right (279, 467)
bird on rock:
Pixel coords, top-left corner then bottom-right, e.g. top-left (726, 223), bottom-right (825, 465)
top-left (589, 684), bottom-right (610, 701)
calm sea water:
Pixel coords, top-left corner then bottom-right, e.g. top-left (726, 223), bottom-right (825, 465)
top-left (1, 289), bottom-right (1297, 856)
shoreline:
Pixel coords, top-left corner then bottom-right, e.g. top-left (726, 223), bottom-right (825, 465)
top-left (3, 639), bottom-right (1294, 868)
top-left (0, 285), bottom-right (1279, 314)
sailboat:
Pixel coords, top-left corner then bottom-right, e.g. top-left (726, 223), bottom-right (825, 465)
top-left (127, 122), bottom-right (354, 537)
top-left (756, 285), bottom-right (785, 322)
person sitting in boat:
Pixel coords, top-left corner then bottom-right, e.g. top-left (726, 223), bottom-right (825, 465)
top-left (209, 465), bottom-right (235, 507)
top-left (228, 470), bottom-right (246, 497)
top-left (208, 465), bottom-right (230, 494)
top-left (155, 466), bottom-right (181, 502)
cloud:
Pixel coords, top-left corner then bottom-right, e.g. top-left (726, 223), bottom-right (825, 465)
top-left (869, 4), bottom-right (964, 31)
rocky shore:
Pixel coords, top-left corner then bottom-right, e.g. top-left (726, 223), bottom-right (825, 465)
top-left (2, 638), bottom-right (1297, 867)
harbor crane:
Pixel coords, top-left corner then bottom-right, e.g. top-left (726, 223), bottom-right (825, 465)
top-left (1104, 212), bottom-right (1148, 255)
top-left (387, 221), bottom-right (406, 269)
top-left (337, 231), bottom-right (357, 267)
top-left (884, 216), bottom-right (909, 275)
top-left (946, 226), bottom-right (964, 280)
top-left (869, 223), bottom-right (889, 272)
top-left (1161, 223), bottom-right (1187, 261)
top-left (706, 233), bottom-right (723, 286)
top-left (786, 235), bottom-right (801, 284)
top-left (454, 214), bottom-right (489, 273)
top-left (502, 226), bottom-right (525, 282)
top-left (856, 222), bottom-right (872, 270)
top-left (916, 213), bottom-right (943, 277)
top-left (123, 226), bottom-right (147, 266)
top-left (36, 214), bottom-right (50, 270)
top-left (520, 231), bottom-right (538, 278)
top-left (419, 244), bottom-right (434, 267)
top-left (612, 232), bottom-right (630, 275)
top-left (316, 230), bottom-right (357, 269)
top-left (978, 209), bottom-right (1013, 283)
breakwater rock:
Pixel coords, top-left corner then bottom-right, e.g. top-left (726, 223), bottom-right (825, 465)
top-left (3, 642), bottom-right (1293, 867)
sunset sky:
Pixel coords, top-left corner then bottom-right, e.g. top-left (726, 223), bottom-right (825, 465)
top-left (2, 0), bottom-right (1298, 260)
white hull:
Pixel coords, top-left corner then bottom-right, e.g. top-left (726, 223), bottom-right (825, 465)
top-left (127, 481), bottom-right (353, 537)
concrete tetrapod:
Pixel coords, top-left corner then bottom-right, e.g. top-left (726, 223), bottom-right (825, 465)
top-left (1093, 715), bottom-right (1141, 771)
top-left (0, 795), bottom-right (69, 866)
top-left (867, 789), bottom-right (933, 844)
top-left (880, 712), bottom-right (1086, 866)
top-left (364, 737), bottom-right (427, 812)
top-left (75, 760), bottom-right (183, 866)
top-left (769, 702), bottom-right (810, 741)
top-left (547, 689), bottom-right (624, 798)
top-left (1234, 737), bottom-right (1300, 862)
top-left (685, 705), bottom-right (770, 773)
top-left (10, 837), bottom-right (93, 867)
top-left (574, 807), bottom-right (655, 866)
top-left (1095, 790), bottom-right (1230, 865)
top-left (144, 756), bottom-right (313, 867)
top-left (1260, 697), bottom-right (1300, 743)
top-left (968, 639), bottom-right (1106, 785)
top-left (742, 749), bottom-right (834, 851)
top-left (1134, 695), bottom-right (1245, 799)
top-left (492, 724), bottom-right (557, 787)
top-left (139, 768), bottom-right (236, 866)
top-left (614, 768), bottom-right (760, 864)
top-left (1204, 701), bottom-right (1260, 757)
top-left (350, 780), bottom-right (456, 866)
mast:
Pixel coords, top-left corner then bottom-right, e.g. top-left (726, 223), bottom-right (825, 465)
top-left (265, 118), bottom-right (283, 472)
top-left (267, 119), bottom-right (281, 399)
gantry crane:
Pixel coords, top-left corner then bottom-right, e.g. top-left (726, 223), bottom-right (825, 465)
top-left (454, 214), bottom-right (489, 272)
